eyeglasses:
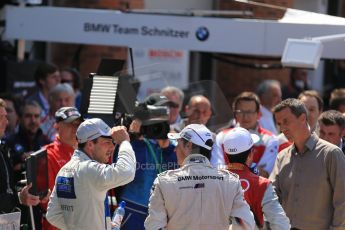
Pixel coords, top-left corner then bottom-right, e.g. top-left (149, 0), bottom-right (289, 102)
top-left (234, 110), bottom-right (257, 116)
top-left (61, 79), bottom-right (73, 84)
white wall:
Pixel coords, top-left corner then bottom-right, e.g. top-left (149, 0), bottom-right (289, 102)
top-left (294, 0), bottom-right (328, 95)
top-left (144, 0), bottom-right (213, 10)
top-left (293, 0), bottom-right (328, 13)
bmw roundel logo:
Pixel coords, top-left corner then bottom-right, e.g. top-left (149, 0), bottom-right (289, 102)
top-left (195, 27), bottom-right (209, 41)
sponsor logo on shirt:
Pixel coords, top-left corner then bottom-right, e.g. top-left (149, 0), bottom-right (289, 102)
top-left (56, 176), bottom-right (76, 199)
top-left (177, 175), bottom-right (224, 181)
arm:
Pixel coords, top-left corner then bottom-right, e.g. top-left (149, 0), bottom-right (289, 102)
top-left (46, 186), bottom-right (67, 230)
top-left (89, 140), bottom-right (136, 190)
top-left (18, 183), bottom-right (40, 206)
top-left (144, 178), bottom-right (168, 230)
top-left (230, 180), bottom-right (255, 230)
top-left (210, 132), bottom-right (226, 168)
top-left (261, 183), bottom-right (290, 230)
top-left (269, 153), bottom-right (282, 201)
top-left (257, 136), bottom-right (279, 175)
top-left (327, 149), bottom-right (345, 229)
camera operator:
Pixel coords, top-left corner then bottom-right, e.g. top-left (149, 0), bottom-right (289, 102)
top-left (114, 93), bottom-right (178, 230)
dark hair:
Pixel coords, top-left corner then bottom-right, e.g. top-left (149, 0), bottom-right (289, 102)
top-left (232, 91), bottom-right (260, 112)
top-left (273, 98), bottom-right (308, 118)
top-left (290, 68), bottom-right (307, 82)
top-left (298, 90), bottom-right (324, 112)
top-left (256, 80), bottom-right (281, 98)
top-left (227, 148), bottom-right (252, 164)
top-left (77, 138), bottom-right (98, 150)
top-left (181, 138), bottom-right (213, 160)
top-left (0, 92), bottom-right (21, 115)
top-left (34, 62), bottom-right (58, 88)
top-left (329, 88), bottom-right (345, 111)
top-left (19, 100), bottom-right (41, 117)
top-left (61, 67), bottom-right (81, 90)
top-left (318, 110), bottom-right (345, 130)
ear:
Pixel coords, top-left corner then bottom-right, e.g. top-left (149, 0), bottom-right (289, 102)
top-left (53, 122), bottom-right (59, 131)
top-left (184, 105), bottom-right (190, 115)
top-left (84, 141), bottom-right (94, 156)
top-left (206, 107), bottom-right (212, 117)
top-left (299, 113), bottom-right (307, 123)
top-left (245, 150), bottom-right (254, 166)
top-left (257, 109), bottom-right (262, 119)
top-left (341, 128), bottom-right (345, 138)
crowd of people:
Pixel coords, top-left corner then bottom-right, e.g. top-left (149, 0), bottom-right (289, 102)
top-left (1, 62), bottom-right (345, 230)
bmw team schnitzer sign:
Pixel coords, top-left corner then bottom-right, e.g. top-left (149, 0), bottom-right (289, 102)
top-left (84, 23), bottom-right (191, 39)
top-left (4, 6), bottom-right (265, 54)
top-left (6, 5), bottom-right (345, 58)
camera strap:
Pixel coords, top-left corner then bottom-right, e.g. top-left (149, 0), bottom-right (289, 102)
top-left (143, 138), bottom-right (163, 174)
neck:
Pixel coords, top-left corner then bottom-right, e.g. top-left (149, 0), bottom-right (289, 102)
top-left (263, 105), bottom-right (272, 111)
top-left (61, 137), bottom-right (77, 149)
top-left (294, 131), bottom-right (311, 153)
top-left (81, 147), bottom-right (93, 160)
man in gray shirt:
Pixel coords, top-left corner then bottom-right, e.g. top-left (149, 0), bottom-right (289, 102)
top-left (270, 98), bottom-right (345, 230)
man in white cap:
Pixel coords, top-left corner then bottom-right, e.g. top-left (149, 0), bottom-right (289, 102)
top-left (222, 127), bottom-right (290, 230)
top-left (46, 118), bottom-right (136, 229)
top-left (40, 106), bottom-right (83, 230)
top-left (144, 124), bottom-right (255, 230)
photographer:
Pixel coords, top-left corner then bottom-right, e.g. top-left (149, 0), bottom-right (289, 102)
top-left (115, 93), bottom-right (178, 230)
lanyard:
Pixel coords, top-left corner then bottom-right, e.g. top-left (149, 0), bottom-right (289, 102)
top-left (143, 138), bottom-right (163, 174)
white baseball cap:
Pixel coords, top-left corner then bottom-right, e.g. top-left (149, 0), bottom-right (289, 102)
top-left (55, 107), bottom-right (82, 123)
top-left (167, 124), bottom-right (213, 150)
top-left (223, 127), bottom-right (260, 155)
top-left (76, 118), bottom-right (112, 143)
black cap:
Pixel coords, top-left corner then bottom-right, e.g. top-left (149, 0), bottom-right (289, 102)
top-left (55, 107), bottom-right (82, 123)
top-left (144, 93), bottom-right (178, 107)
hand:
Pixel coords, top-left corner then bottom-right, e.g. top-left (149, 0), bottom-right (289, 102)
top-left (23, 151), bottom-right (33, 160)
top-left (258, 165), bottom-right (269, 178)
top-left (19, 183), bottom-right (40, 206)
top-left (129, 119), bottom-right (142, 133)
top-left (111, 126), bottom-right (130, 145)
top-left (40, 189), bottom-right (51, 203)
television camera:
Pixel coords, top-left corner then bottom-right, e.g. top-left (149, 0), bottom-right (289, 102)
top-left (115, 102), bottom-right (170, 140)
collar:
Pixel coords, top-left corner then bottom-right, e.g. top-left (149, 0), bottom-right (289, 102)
top-left (18, 125), bottom-right (43, 140)
top-left (236, 123), bottom-right (261, 135)
top-left (227, 162), bottom-right (248, 171)
top-left (55, 135), bottom-right (71, 147)
top-left (173, 114), bottom-right (182, 124)
top-left (260, 106), bottom-right (273, 116)
top-left (55, 135), bottom-right (75, 154)
top-left (38, 90), bottom-right (49, 112)
top-left (183, 154), bottom-right (211, 166)
top-left (339, 138), bottom-right (343, 149)
top-left (74, 149), bottom-right (92, 161)
top-left (291, 133), bottom-right (318, 155)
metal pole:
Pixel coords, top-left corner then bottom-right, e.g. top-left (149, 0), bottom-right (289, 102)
top-left (29, 205), bottom-right (36, 230)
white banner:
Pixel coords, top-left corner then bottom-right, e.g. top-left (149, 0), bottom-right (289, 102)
top-left (5, 6), bottom-right (345, 58)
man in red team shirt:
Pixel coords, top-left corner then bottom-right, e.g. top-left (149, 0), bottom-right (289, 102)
top-left (40, 107), bottom-right (82, 230)
top-left (211, 92), bottom-right (281, 178)
top-left (222, 127), bottom-right (290, 229)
